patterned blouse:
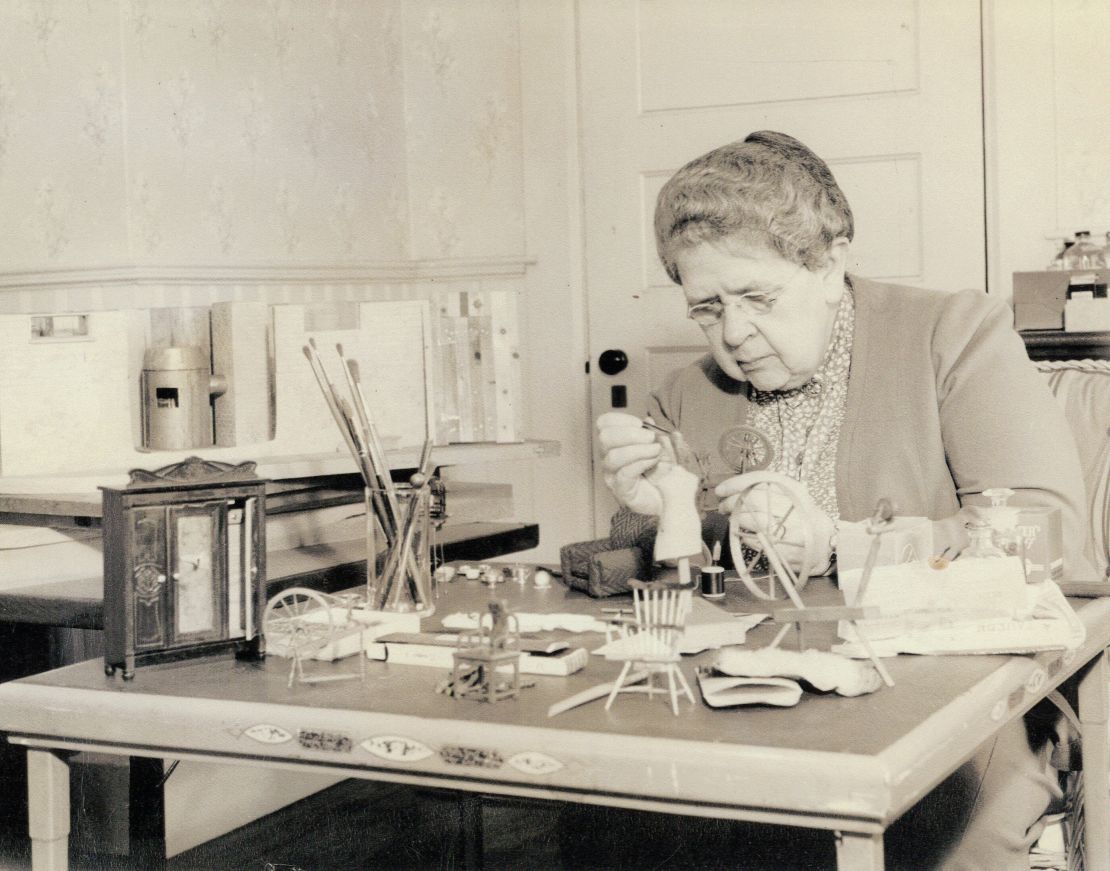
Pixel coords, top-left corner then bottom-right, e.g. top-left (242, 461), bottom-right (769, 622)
top-left (748, 282), bottom-right (855, 521)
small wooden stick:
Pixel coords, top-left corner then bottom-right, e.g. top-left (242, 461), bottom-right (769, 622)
top-left (755, 530), bottom-right (806, 609)
top-left (548, 670), bottom-right (650, 717)
top-left (677, 556), bottom-right (692, 588)
top-left (847, 622), bottom-right (895, 687)
top-left (768, 623), bottom-right (793, 649)
top-left (854, 499), bottom-right (895, 606)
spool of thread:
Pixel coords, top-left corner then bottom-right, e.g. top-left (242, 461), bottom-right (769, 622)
top-left (700, 566), bottom-right (725, 599)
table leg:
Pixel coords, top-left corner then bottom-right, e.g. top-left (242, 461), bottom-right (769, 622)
top-left (1078, 649), bottom-right (1110, 871)
top-left (27, 749), bottom-right (70, 871)
top-left (128, 756), bottom-right (166, 871)
top-left (835, 830), bottom-right (884, 871)
top-left (456, 793), bottom-right (483, 871)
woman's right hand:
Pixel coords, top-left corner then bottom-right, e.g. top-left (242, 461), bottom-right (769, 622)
top-left (596, 412), bottom-right (670, 516)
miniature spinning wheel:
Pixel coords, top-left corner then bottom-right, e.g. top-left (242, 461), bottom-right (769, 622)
top-left (263, 587), bottom-right (336, 685)
top-left (718, 425), bottom-right (774, 474)
top-left (726, 471), bottom-right (820, 606)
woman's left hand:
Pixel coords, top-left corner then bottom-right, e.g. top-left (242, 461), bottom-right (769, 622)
top-left (715, 474), bottom-right (835, 575)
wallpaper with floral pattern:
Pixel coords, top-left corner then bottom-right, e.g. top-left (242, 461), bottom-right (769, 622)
top-left (0, 0), bottom-right (524, 273)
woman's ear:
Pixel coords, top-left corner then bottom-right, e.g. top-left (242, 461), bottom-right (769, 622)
top-left (819, 237), bottom-right (851, 302)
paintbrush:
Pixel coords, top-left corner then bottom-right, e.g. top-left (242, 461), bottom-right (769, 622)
top-left (342, 352), bottom-right (402, 517)
top-left (303, 343), bottom-right (371, 489)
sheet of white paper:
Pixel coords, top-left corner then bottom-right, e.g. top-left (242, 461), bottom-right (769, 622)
top-left (834, 564), bottom-right (1085, 657)
top-left (678, 617), bottom-right (766, 654)
top-left (838, 556), bottom-right (1034, 619)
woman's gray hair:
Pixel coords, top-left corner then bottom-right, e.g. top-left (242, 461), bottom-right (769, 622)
top-left (654, 130), bottom-right (854, 284)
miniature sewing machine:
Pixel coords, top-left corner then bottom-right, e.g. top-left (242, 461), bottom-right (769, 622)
top-left (447, 600), bottom-right (523, 702)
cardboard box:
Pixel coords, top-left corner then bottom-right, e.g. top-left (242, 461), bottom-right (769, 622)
top-left (1065, 296), bottom-right (1110, 332)
top-left (1012, 269), bottom-right (1110, 331)
top-left (1013, 269), bottom-right (1110, 331)
top-left (1015, 506), bottom-right (1063, 582)
top-left (835, 516), bottom-right (933, 575)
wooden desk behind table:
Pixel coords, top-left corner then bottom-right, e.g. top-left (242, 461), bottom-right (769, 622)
top-left (2, 578), bottom-right (1109, 871)
top-left (0, 522), bottom-right (540, 631)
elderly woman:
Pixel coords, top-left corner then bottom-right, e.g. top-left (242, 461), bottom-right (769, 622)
top-left (590, 131), bottom-right (1092, 870)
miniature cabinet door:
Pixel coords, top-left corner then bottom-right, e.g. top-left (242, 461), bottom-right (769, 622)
top-left (166, 501), bottom-right (228, 646)
top-left (128, 500), bottom-right (229, 653)
top-left (130, 505), bottom-right (170, 652)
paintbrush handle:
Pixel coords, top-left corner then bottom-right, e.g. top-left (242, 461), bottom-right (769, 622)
top-left (348, 364), bottom-right (402, 517)
top-left (303, 346), bottom-right (370, 487)
top-left (339, 352), bottom-right (394, 499)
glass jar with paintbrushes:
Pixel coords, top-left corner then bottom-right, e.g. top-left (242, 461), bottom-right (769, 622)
top-left (302, 339), bottom-right (436, 615)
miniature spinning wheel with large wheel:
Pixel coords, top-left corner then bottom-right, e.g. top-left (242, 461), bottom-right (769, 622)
top-left (263, 587), bottom-right (335, 666)
top-left (718, 425), bottom-right (774, 474)
top-left (726, 471), bottom-right (821, 606)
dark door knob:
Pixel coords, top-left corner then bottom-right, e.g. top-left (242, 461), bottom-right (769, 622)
top-left (598, 349), bottom-right (628, 376)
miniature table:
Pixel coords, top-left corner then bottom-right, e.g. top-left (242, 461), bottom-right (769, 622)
top-left (1, 578), bottom-right (1109, 871)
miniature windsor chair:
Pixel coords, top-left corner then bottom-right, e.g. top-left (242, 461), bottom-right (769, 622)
top-left (604, 580), bottom-right (695, 715)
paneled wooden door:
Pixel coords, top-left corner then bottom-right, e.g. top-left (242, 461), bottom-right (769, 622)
top-left (578, 0), bottom-right (986, 534)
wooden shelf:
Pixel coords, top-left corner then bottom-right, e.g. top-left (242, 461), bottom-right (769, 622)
top-left (0, 439), bottom-right (560, 518)
top-left (1020, 329), bottom-right (1110, 361)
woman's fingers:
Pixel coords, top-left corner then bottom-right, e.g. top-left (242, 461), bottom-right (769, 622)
top-left (597, 411), bottom-right (644, 429)
top-left (612, 455), bottom-right (663, 485)
top-left (601, 441), bottom-right (662, 474)
top-left (597, 424), bottom-right (656, 452)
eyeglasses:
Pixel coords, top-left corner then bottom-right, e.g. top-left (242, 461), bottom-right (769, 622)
top-left (686, 290), bottom-right (782, 326)
top-left (685, 262), bottom-right (805, 326)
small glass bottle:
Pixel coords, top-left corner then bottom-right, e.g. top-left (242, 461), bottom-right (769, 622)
top-left (1063, 231), bottom-right (1106, 269)
top-left (964, 520), bottom-right (1006, 559)
top-left (1048, 237), bottom-right (1075, 270)
top-left (981, 488), bottom-right (1021, 556)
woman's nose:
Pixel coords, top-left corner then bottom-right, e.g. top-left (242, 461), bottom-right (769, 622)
top-left (721, 305), bottom-right (757, 347)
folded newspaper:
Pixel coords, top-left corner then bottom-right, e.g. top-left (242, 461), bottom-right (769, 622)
top-left (834, 556), bottom-right (1085, 657)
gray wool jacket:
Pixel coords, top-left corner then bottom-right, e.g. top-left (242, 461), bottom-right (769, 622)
top-left (649, 274), bottom-right (1095, 579)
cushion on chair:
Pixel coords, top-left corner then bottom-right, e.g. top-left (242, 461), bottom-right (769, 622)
top-left (1039, 360), bottom-right (1110, 579)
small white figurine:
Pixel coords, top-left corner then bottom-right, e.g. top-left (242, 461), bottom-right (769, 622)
top-left (641, 422), bottom-right (702, 586)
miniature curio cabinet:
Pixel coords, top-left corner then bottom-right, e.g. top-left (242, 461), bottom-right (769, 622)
top-left (102, 457), bottom-right (267, 679)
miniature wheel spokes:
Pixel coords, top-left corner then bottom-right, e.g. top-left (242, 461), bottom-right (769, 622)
top-left (726, 472), bottom-right (818, 605)
top-left (263, 587), bottom-right (335, 659)
top-left (718, 425), bottom-right (775, 473)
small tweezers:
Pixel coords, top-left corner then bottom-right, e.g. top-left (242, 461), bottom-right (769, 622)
top-left (641, 419), bottom-right (672, 435)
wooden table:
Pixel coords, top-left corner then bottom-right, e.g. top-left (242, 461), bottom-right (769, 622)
top-left (2, 578), bottom-right (1109, 871)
